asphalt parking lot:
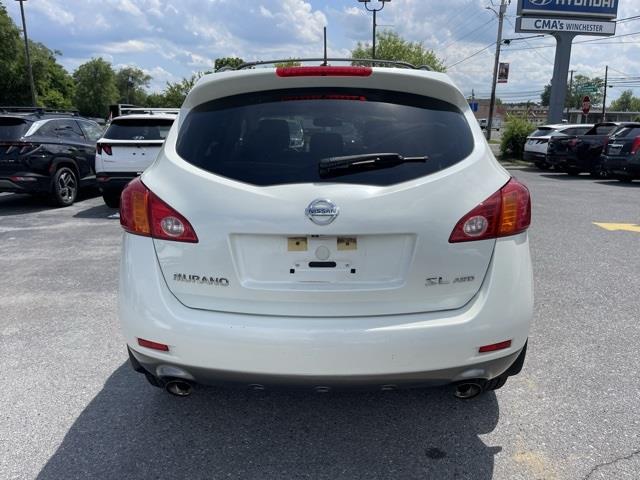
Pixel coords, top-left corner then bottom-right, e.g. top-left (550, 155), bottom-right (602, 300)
top-left (1, 168), bottom-right (639, 480)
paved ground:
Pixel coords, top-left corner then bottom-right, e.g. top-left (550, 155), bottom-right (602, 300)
top-left (1, 169), bottom-right (639, 479)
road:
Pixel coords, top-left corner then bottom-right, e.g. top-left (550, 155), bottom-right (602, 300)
top-left (1, 169), bottom-right (639, 480)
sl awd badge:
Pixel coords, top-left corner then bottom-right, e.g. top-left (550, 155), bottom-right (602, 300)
top-left (305, 199), bottom-right (339, 225)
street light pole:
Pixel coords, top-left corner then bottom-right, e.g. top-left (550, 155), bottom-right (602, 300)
top-left (357, 0), bottom-right (391, 60)
top-left (486, 0), bottom-right (509, 142)
top-left (602, 65), bottom-right (608, 122)
top-left (15, 0), bottom-right (37, 106)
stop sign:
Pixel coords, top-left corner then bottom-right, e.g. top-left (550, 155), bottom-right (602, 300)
top-left (582, 95), bottom-right (591, 115)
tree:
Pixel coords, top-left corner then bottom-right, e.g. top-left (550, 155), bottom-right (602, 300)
top-left (351, 31), bottom-right (446, 72)
top-left (214, 57), bottom-right (244, 71)
top-left (541, 74), bottom-right (604, 109)
top-left (610, 89), bottom-right (640, 112)
top-left (274, 59), bottom-right (302, 67)
top-left (0, 4), bottom-right (74, 108)
top-left (73, 58), bottom-right (118, 117)
top-left (116, 67), bottom-right (151, 105)
top-left (161, 73), bottom-right (203, 107)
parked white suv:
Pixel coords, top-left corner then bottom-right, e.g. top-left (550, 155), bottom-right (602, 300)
top-left (95, 108), bottom-right (178, 207)
top-left (524, 123), bottom-right (592, 169)
top-left (119, 62), bottom-right (533, 399)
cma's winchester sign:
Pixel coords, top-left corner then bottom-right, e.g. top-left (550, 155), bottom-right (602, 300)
top-left (518, 0), bottom-right (618, 19)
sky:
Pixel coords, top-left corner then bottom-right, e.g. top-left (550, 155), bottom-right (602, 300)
top-left (5, 0), bottom-right (640, 104)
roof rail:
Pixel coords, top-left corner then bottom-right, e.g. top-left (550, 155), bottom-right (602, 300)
top-left (0, 106), bottom-right (80, 116)
top-left (221, 58), bottom-right (431, 72)
top-left (117, 107), bottom-right (180, 116)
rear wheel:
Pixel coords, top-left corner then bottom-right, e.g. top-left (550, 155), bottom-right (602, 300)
top-left (102, 191), bottom-right (120, 208)
top-left (616, 176), bottom-right (632, 183)
top-left (566, 168), bottom-right (580, 176)
top-left (50, 167), bottom-right (78, 206)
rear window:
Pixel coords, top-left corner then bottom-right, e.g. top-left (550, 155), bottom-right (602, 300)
top-left (611, 126), bottom-right (640, 139)
top-left (176, 88), bottom-right (474, 187)
top-left (104, 119), bottom-right (174, 140)
top-left (0, 117), bottom-right (30, 140)
top-left (530, 128), bottom-right (555, 137)
top-left (586, 124), bottom-right (618, 135)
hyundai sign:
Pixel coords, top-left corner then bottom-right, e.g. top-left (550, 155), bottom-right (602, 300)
top-left (518, 0), bottom-right (619, 19)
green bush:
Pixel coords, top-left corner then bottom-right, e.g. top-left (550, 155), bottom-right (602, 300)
top-left (500, 117), bottom-right (536, 159)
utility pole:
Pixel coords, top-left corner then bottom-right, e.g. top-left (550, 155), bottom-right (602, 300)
top-left (15, 0), bottom-right (37, 106)
top-left (566, 69), bottom-right (575, 120)
top-left (602, 65), bottom-right (608, 122)
top-left (486, 0), bottom-right (508, 141)
top-left (357, 0), bottom-right (391, 60)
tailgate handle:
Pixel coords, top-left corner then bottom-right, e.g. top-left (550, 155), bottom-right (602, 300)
top-left (308, 261), bottom-right (337, 268)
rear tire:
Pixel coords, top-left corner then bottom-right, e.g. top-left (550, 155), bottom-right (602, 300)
top-left (566, 168), bottom-right (580, 176)
top-left (50, 167), bottom-right (78, 207)
top-left (617, 176), bottom-right (632, 183)
top-left (102, 191), bottom-right (120, 208)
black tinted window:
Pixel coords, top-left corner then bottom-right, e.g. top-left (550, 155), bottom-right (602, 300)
top-left (56, 120), bottom-right (85, 139)
top-left (611, 126), bottom-right (640, 139)
top-left (105, 119), bottom-right (174, 140)
top-left (176, 89), bottom-right (474, 187)
top-left (0, 117), bottom-right (29, 140)
top-left (79, 121), bottom-right (103, 141)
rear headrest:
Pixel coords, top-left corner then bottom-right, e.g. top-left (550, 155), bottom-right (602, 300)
top-left (251, 119), bottom-right (290, 152)
top-left (309, 133), bottom-right (343, 158)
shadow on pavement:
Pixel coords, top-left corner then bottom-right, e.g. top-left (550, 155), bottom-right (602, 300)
top-left (74, 203), bottom-right (118, 219)
top-left (38, 363), bottom-right (501, 480)
top-left (595, 180), bottom-right (640, 188)
top-left (0, 191), bottom-right (100, 216)
top-left (539, 173), bottom-right (592, 181)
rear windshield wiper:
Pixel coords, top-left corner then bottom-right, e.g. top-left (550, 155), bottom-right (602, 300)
top-left (319, 153), bottom-right (428, 178)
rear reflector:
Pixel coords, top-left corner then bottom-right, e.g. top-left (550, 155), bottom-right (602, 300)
top-left (276, 66), bottom-right (373, 77)
top-left (137, 338), bottom-right (169, 351)
top-left (9, 176), bottom-right (37, 182)
top-left (120, 177), bottom-right (198, 243)
top-left (449, 178), bottom-right (531, 243)
top-left (479, 340), bottom-right (512, 353)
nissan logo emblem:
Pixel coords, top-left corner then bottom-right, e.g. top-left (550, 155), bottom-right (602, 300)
top-left (305, 199), bottom-right (339, 225)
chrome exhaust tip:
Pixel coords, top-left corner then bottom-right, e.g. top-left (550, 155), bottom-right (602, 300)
top-left (454, 382), bottom-right (484, 400)
top-left (165, 379), bottom-right (194, 397)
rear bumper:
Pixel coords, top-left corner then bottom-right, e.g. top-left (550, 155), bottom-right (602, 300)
top-left (523, 151), bottom-right (547, 163)
top-left (119, 233), bottom-right (534, 385)
top-left (96, 171), bottom-right (138, 193)
top-left (0, 174), bottom-right (50, 193)
top-left (129, 345), bottom-right (523, 389)
top-left (602, 155), bottom-right (640, 177)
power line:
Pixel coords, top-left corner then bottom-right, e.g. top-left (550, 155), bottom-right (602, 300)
top-left (446, 42), bottom-right (496, 69)
top-left (442, 17), bottom-right (496, 51)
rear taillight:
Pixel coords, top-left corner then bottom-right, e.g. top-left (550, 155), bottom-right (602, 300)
top-left (631, 136), bottom-right (640, 155)
top-left (97, 143), bottom-right (112, 155)
top-left (276, 66), bottom-right (373, 77)
top-left (568, 138), bottom-right (578, 148)
top-left (120, 177), bottom-right (198, 243)
top-left (449, 178), bottom-right (531, 243)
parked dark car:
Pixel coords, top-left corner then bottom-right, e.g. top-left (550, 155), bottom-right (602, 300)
top-left (0, 107), bottom-right (103, 206)
top-left (549, 122), bottom-right (628, 177)
top-left (601, 123), bottom-right (640, 183)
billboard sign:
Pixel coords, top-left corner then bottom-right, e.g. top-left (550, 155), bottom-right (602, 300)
top-left (517, 16), bottom-right (616, 35)
top-left (518, 0), bottom-right (619, 20)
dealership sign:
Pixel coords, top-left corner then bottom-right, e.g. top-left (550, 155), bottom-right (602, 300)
top-left (518, 0), bottom-right (619, 19)
top-left (517, 16), bottom-right (616, 35)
